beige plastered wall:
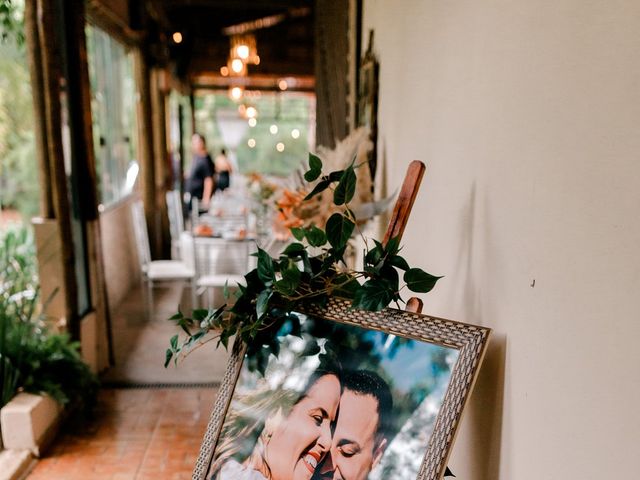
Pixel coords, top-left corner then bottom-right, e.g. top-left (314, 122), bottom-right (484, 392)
top-left (100, 195), bottom-right (141, 308)
top-left (362, 1), bottom-right (640, 478)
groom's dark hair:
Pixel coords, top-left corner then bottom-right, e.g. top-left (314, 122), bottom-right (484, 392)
top-left (342, 370), bottom-right (393, 443)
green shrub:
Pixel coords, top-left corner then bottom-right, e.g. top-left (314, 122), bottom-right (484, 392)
top-left (0, 224), bottom-right (99, 410)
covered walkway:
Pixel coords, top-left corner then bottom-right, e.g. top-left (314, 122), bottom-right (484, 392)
top-left (26, 284), bottom-right (227, 479)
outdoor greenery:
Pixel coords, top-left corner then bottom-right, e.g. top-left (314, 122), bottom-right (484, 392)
top-left (0, 0), bottom-right (23, 45)
top-left (0, 0), bottom-right (39, 220)
top-left (195, 92), bottom-right (312, 177)
top-left (0, 225), bottom-right (99, 410)
top-left (167, 154), bottom-right (442, 373)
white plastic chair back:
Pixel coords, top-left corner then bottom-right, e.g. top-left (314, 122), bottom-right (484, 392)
top-left (130, 200), bottom-right (152, 271)
top-left (191, 197), bottom-right (200, 230)
top-left (165, 190), bottom-right (185, 242)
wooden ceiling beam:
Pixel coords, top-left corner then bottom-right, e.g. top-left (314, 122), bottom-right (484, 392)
top-left (157, 0), bottom-right (312, 11)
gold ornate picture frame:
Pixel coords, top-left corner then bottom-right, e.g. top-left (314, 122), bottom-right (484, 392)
top-left (193, 297), bottom-right (490, 480)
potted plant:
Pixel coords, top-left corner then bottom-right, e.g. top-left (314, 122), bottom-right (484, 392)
top-left (0, 226), bottom-right (98, 452)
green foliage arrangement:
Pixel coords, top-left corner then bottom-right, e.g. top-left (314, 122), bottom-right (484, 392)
top-left (0, 225), bottom-right (99, 409)
top-left (0, 0), bottom-right (24, 45)
top-left (167, 155), bottom-right (442, 373)
top-left (0, 4), bottom-right (39, 219)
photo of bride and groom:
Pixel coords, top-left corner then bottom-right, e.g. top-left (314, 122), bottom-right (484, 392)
top-left (207, 315), bottom-right (459, 480)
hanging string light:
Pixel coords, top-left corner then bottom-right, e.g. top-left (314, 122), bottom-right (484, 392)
top-left (229, 86), bottom-right (244, 101)
top-left (227, 57), bottom-right (247, 76)
top-left (230, 34), bottom-right (260, 65)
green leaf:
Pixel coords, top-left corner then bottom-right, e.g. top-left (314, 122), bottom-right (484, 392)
top-left (256, 290), bottom-right (272, 319)
top-left (164, 349), bottom-right (173, 368)
top-left (192, 309), bottom-right (209, 321)
top-left (220, 329), bottom-right (231, 349)
top-left (256, 248), bottom-right (275, 284)
top-left (380, 265), bottom-right (400, 291)
top-left (309, 153), bottom-right (322, 171)
top-left (325, 213), bottom-right (355, 250)
top-left (333, 165), bottom-right (357, 205)
top-left (328, 170), bottom-right (344, 182)
top-left (169, 310), bottom-right (183, 321)
top-left (333, 277), bottom-right (361, 299)
top-left (274, 265), bottom-right (301, 296)
top-left (365, 243), bottom-right (383, 266)
top-left (282, 242), bottom-right (306, 256)
top-left (304, 179), bottom-right (332, 201)
top-left (304, 154), bottom-right (323, 182)
top-left (388, 255), bottom-right (410, 271)
top-left (306, 225), bottom-right (327, 247)
top-left (290, 227), bottom-right (305, 241)
top-left (304, 167), bottom-right (321, 182)
top-left (404, 268), bottom-right (442, 293)
top-left (385, 235), bottom-right (401, 256)
top-left (352, 279), bottom-right (394, 311)
top-left (170, 334), bottom-right (178, 350)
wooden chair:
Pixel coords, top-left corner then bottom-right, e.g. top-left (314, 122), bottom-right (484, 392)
top-left (130, 200), bottom-right (195, 316)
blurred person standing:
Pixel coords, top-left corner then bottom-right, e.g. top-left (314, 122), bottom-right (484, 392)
top-left (214, 148), bottom-right (233, 192)
top-left (187, 133), bottom-right (215, 212)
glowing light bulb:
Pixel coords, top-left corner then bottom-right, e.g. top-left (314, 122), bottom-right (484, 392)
top-left (278, 79), bottom-right (288, 91)
top-left (246, 106), bottom-right (257, 118)
top-left (276, 142), bottom-right (285, 152)
top-left (236, 45), bottom-right (249, 60)
top-left (172, 32), bottom-right (183, 44)
top-left (230, 86), bottom-right (243, 101)
top-left (248, 118), bottom-right (257, 127)
top-left (270, 125), bottom-right (278, 134)
top-left (248, 138), bottom-right (256, 148)
top-left (291, 129), bottom-right (300, 139)
top-left (231, 59), bottom-right (244, 73)
top-left (220, 66), bottom-right (229, 76)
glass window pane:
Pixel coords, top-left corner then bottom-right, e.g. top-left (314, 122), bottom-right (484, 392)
top-left (86, 25), bottom-right (138, 206)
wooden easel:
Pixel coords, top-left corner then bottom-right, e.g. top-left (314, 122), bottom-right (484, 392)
top-left (382, 160), bottom-right (456, 479)
top-left (382, 160), bottom-right (426, 314)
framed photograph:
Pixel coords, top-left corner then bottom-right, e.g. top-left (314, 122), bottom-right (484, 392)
top-left (193, 298), bottom-right (491, 480)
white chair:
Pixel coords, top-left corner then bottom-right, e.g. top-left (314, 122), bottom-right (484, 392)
top-left (130, 200), bottom-right (195, 316)
top-left (165, 190), bottom-right (185, 260)
top-left (192, 237), bottom-right (248, 307)
top-left (190, 198), bottom-right (248, 307)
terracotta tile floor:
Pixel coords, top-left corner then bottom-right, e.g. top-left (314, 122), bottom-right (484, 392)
top-left (25, 281), bottom-right (231, 479)
top-left (27, 387), bottom-right (217, 479)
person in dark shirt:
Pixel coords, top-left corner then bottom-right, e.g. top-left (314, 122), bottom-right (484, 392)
top-left (214, 148), bottom-right (232, 192)
top-left (187, 133), bottom-right (215, 211)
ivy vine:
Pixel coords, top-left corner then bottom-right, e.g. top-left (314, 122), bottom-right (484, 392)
top-left (166, 154), bottom-right (442, 374)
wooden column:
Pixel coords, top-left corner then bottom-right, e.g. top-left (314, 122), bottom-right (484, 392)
top-left (189, 92), bottom-right (196, 135)
top-left (315, 0), bottom-right (350, 148)
top-left (24, 0), bottom-right (53, 219)
top-left (63, 0), bottom-right (114, 366)
top-left (151, 68), bottom-right (171, 258)
top-left (37, 0), bottom-right (80, 338)
top-left (134, 47), bottom-right (158, 258)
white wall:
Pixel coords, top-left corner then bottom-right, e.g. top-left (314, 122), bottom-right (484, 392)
top-left (100, 195), bottom-right (141, 308)
top-left (362, 1), bottom-right (640, 478)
